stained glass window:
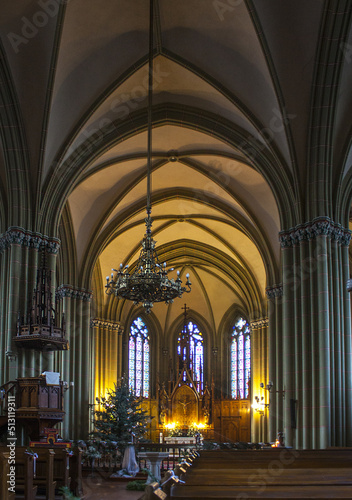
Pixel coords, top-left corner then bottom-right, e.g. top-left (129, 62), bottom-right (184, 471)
top-left (231, 317), bottom-right (250, 399)
top-left (129, 317), bottom-right (150, 398)
top-left (178, 321), bottom-right (204, 391)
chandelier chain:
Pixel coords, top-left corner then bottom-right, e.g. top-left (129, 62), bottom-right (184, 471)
top-left (105, 0), bottom-right (191, 313)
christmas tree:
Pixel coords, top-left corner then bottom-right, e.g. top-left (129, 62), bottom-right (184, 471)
top-left (91, 378), bottom-right (149, 454)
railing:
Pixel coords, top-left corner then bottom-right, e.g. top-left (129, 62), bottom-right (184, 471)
top-left (137, 443), bottom-right (198, 472)
top-left (82, 443), bottom-right (198, 473)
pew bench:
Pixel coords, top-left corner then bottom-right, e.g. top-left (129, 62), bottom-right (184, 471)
top-left (170, 449), bottom-right (352, 499)
top-left (16, 448), bottom-right (56, 500)
top-left (191, 449), bottom-right (352, 469)
top-left (69, 448), bottom-right (83, 497)
top-left (170, 484), bottom-right (352, 498)
top-left (0, 450), bottom-right (17, 500)
top-left (4, 449), bottom-right (38, 500)
top-left (182, 467), bottom-right (352, 485)
top-left (1, 445), bottom-right (82, 499)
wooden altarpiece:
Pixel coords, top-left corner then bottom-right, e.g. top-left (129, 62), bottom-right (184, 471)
top-left (158, 358), bottom-right (213, 435)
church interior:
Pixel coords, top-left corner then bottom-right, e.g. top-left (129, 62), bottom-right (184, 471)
top-left (1, 2), bottom-right (352, 493)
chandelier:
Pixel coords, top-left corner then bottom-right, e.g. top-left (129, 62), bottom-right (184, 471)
top-left (105, 0), bottom-right (191, 314)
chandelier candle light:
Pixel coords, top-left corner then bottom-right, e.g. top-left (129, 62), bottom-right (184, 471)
top-left (105, 0), bottom-right (191, 314)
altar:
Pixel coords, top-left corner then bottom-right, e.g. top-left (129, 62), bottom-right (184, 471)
top-left (164, 436), bottom-right (196, 445)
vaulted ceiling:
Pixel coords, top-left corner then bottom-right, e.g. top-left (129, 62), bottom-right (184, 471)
top-left (1, 1), bottom-right (352, 333)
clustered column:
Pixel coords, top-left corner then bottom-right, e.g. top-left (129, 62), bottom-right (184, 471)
top-left (56, 285), bottom-right (93, 440)
top-left (0, 227), bottom-right (60, 383)
top-left (266, 284), bottom-right (284, 442)
top-left (91, 318), bottom-right (123, 421)
top-left (279, 217), bottom-right (352, 449)
top-left (250, 317), bottom-right (269, 443)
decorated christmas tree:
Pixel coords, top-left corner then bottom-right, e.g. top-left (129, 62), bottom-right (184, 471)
top-left (91, 378), bottom-right (149, 455)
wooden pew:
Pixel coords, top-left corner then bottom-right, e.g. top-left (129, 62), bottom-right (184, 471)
top-left (170, 484), bottom-right (352, 498)
top-left (190, 448), bottom-right (352, 469)
top-left (3, 448), bottom-right (38, 500)
top-left (170, 449), bottom-right (352, 499)
top-left (36, 447), bottom-right (83, 497)
top-left (1, 444), bottom-right (81, 498)
top-left (14, 447), bottom-right (56, 500)
top-left (52, 448), bottom-right (71, 490)
top-left (0, 451), bottom-right (16, 500)
top-left (32, 446), bottom-right (82, 497)
top-left (34, 448), bottom-right (57, 499)
top-left (183, 467), bottom-right (352, 485)
top-left (70, 448), bottom-right (83, 497)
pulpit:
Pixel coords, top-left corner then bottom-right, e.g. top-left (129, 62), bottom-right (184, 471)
top-left (9, 375), bottom-right (65, 440)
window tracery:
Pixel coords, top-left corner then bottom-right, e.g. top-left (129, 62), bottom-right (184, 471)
top-left (231, 317), bottom-right (250, 399)
top-left (178, 321), bottom-right (204, 391)
top-left (128, 317), bottom-right (150, 398)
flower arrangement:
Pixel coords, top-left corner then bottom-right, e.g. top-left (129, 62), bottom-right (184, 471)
top-left (164, 423), bottom-right (202, 437)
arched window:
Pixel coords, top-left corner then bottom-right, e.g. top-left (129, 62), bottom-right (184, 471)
top-left (178, 321), bottom-right (204, 391)
top-left (231, 317), bottom-right (250, 399)
top-left (129, 317), bottom-right (150, 398)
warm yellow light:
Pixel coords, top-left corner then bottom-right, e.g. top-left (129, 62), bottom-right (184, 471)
top-left (192, 422), bottom-right (206, 429)
top-left (164, 422), bottom-right (178, 430)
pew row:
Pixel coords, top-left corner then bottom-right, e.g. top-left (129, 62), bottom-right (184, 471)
top-left (0, 450), bottom-right (18, 500)
top-left (15, 448), bottom-right (56, 500)
top-left (170, 449), bottom-right (352, 499)
top-left (0, 446), bottom-right (82, 499)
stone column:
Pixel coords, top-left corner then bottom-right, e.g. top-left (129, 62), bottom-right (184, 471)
top-left (0, 227), bottom-right (60, 384)
top-left (266, 284), bottom-right (283, 442)
top-left (56, 285), bottom-right (93, 440)
top-left (250, 317), bottom-right (269, 442)
top-left (345, 276), bottom-right (352, 446)
top-left (279, 217), bottom-right (352, 448)
top-left (90, 319), bottom-right (123, 407)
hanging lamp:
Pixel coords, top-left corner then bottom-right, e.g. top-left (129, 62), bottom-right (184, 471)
top-left (105, 0), bottom-right (191, 313)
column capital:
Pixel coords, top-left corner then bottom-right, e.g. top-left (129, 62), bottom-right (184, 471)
top-left (90, 318), bottom-right (123, 333)
top-left (266, 284), bottom-right (283, 299)
top-left (0, 226), bottom-right (60, 253)
top-left (279, 217), bottom-right (351, 248)
top-left (56, 284), bottom-right (93, 302)
top-left (250, 317), bottom-right (269, 330)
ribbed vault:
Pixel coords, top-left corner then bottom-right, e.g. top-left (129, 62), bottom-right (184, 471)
top-left (2, 0), bottom-right (352, 339)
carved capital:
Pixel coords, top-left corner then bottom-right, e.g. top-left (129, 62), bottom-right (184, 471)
top-left (279, 217), bottom-right (351, 248)
top-left (90, 318), bottom-right (123, 333)
top-left (0, 227), bottom-right (60, 253)
top-left (250, 318), bottom-right (269, 330)
top-left (265, 284), bottom-right (283, 299)
top-left (56, 285), bottom-right (92, 302)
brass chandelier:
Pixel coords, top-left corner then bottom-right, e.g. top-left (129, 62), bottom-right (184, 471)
top-left (105, 0), bottom-right (191, 314)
